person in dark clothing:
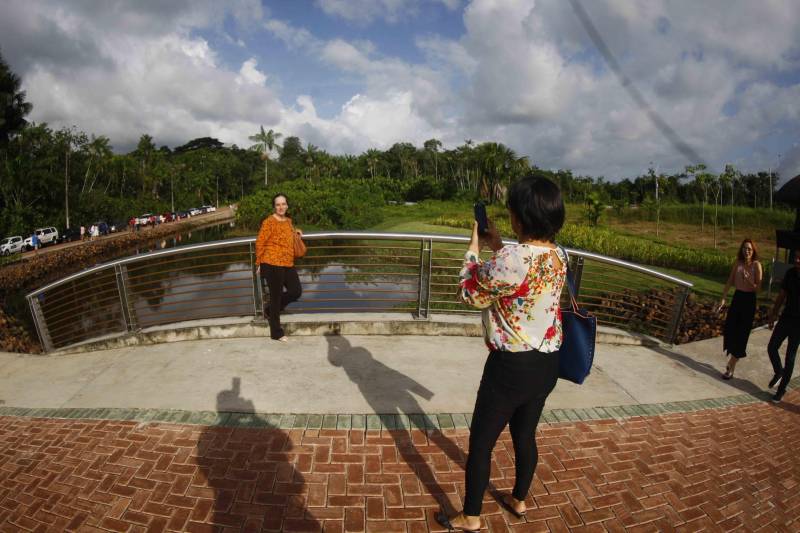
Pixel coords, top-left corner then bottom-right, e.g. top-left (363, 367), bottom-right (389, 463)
top-left (767, 249), bottom-right (800, 403)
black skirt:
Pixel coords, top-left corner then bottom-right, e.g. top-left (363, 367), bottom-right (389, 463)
top-left (723, 290), bottom-right (756, 358)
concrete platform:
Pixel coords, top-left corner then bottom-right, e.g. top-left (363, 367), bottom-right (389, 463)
top-left (0, 324), bottom-right (792, 419)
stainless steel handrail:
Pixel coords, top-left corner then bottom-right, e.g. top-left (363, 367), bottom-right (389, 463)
top-left (27, 231), bottom-right (693, 352)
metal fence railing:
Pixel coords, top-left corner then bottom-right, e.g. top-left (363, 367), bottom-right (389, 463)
top-left (27, 232), bottom-right (692, 352)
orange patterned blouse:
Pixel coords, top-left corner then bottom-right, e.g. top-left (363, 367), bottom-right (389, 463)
top-left (255, 215), bottom-right (295, 267)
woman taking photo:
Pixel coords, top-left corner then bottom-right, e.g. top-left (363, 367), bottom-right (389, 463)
top-left (255, 193), bottom-right (303, 342)
top-left (438, 176), bottom-right (567, 532)
top-left (718, 238), bottom-right (762, 379)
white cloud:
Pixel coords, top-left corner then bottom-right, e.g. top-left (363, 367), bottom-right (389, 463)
top-left (236, 58), bottom-right (267, 86)
top-left (3, 0), bottom-right (799, 180)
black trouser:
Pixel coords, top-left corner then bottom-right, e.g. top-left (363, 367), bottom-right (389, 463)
top-left (463, 349), bottom-right (559, 516)
top-left (768, 316), bottom-right (800, 394)
top-left (260, 264), bottom-right (302, 339)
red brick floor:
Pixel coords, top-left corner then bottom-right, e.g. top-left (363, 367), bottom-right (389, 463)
top-left (1, 393), bottom-right (799, 532)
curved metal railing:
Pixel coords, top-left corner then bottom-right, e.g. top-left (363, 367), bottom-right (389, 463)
top-left (27, 232), bottom-right (692, 352)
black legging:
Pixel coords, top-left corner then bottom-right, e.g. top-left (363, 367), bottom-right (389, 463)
top-left (260, 264), bottom-right (302, 339)
top-left (464, 349), bottom-right (559, 516)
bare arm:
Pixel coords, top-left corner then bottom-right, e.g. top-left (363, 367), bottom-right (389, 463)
top-left (719, 261), bottom-right (737, 309)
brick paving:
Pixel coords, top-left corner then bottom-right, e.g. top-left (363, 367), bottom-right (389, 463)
top-left (1, 391), bottom-right (799, 532)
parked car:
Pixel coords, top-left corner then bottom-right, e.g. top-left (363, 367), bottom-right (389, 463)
top-left (0, 236), bottom-right (24, 256)
top-left (188, 207), bottom-right (202, 216)
top-left (58, 227), bottom-right (81, 243)
top-left (161, 212), bottom-right (174, 223)
top-left (137, 213), bottom-right (154, 226)
top-left (24, 227), bottom-right (59, 250)
top-left (176, 210), bottom-right (189, 220)
top-left (93, 221), bottom-right (110, 236)
top-left (200, 205), bottom-right (216, 213)
top-left (110, 221), bottom-right (126, 233)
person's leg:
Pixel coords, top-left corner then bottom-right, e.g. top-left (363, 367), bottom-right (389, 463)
top-left (280, 267), bottom-right (302, 310)
top-left (776, 320), bottom-right (800, 396)
top-left (767, 321), bottom-right (789, 381)
top-left (261, 264), bottom-right (286, 339)
top-left (507, 352), bottom-right (559, 505)
top-left (463, 372), bottom-right (515, 517)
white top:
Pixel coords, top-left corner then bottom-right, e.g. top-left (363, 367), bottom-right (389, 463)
top-left (460, 244), bottom-right (567, 353)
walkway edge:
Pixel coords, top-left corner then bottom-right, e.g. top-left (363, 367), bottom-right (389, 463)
top-left (2, 378), bottom-right (795, 429)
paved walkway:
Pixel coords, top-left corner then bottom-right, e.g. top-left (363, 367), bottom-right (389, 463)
top-left (0, 328), bottom-right (799, 531)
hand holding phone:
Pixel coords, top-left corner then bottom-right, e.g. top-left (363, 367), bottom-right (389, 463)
top-left (474, 202), bottom-right (489, 234)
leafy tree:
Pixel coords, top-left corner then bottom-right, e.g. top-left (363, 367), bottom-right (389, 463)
top-left (0, 51), bottom-right (32, 146)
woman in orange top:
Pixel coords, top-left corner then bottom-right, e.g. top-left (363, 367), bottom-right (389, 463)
top-left (255, 193), bottom-right (303, 342)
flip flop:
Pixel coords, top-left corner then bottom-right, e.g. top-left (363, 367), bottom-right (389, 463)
top-left (434, 511), bottom-right (480, 533)
top-left (499, 494), bottom-right (526, 518)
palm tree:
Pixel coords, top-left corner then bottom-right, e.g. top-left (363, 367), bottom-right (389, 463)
top-left (249, 126), bottom-right (282, 186)
top-left (477, 142), bottom-right (517, 202)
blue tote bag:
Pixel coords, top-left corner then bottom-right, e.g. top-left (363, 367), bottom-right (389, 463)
top-left (558, 247), bottom-right (596, 384)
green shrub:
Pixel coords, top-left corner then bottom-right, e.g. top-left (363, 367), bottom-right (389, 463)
top-left (236, 178), bottom-right (386, 230)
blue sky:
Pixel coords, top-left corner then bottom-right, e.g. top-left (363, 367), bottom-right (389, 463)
top-left (2, 0), bottom-right (799, 182)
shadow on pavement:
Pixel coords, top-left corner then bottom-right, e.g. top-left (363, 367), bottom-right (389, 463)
top-left (650, 344), bottom-right (773, 400)
top-left (326, 333), bottom-right (466, 514)
top-left (195, 377), bottom-right (320, 531)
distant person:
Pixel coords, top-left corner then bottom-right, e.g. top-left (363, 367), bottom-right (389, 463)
top-left (718, 238), bottom-right (762, 379)
top-left (766, 249), bottom-right (800, 403)
top-left (255, 193), bottom-right (303, 342)
top-left (438, 176), bottom-right (567, 532)
top-left (31, 232), bottom-right (39, 254)
top-left (80, 225), bottom-right (85, 241)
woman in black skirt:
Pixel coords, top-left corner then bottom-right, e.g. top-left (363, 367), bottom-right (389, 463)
top-left (718, 239), bottom-right (762, 379)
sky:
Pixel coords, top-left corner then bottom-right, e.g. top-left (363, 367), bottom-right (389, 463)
top-left (2, 0), bottom-right (799, 183)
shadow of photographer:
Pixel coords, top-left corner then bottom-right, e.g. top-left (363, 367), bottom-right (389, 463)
top-left (325, 333), bottom-right (467, 516)
top-left (194, 377), bottom-right (321, 531)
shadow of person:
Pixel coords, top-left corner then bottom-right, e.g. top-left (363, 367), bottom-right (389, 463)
top-left (649, 344), bottom-right (772, 400)
top-left (326, 333), bottom-right (466, 515)
top-left (194, 377), bottom-right (321, 531)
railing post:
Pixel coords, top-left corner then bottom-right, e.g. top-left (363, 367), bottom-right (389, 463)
top-left (572, 256), bottom-right (585, 299)
top-left (250, 242), bottom-right (264, 319)
top-left (667, 285), bottom-right (690, 344)
top-left (28, 295), bottom-right (53, 353)
top-left (114, 264), bottom-right (137, 331)
top-left (416, 238), bottom-right (433, 319)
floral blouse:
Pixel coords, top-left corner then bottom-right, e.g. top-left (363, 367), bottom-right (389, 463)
top-left (460, 244), bottom-right (567, 353)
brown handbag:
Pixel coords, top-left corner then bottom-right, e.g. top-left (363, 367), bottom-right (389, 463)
top-left (293, 231), bottom-right (307, 258)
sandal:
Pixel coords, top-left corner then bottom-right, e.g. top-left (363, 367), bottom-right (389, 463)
top-left (434, 511), bottom-right (480, 533)
top-left (499, 494), bottom-right (526, 518)
top-left (722, 364), bottom-right (733, 380)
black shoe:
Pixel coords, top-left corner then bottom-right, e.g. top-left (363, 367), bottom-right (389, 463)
top-left (768, 373), bottom-right (782, 389)
top-left (771, 391), bottom-right (784, 403)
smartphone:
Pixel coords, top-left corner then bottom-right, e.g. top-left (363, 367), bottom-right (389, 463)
top-left (474, 201), bottom-right (489, 234)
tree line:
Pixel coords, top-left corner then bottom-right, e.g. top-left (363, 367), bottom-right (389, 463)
top-left (1, 50), bottom-right (789, 240)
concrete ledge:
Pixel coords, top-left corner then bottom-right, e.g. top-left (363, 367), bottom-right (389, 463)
top-left (53, 313), bottom-right (663, 355)
top-left (2, 380), bottom-right (796, 429)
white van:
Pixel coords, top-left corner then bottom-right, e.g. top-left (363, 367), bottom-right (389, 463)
top-left (0, 236), bottom-right (24, 255)
top-left (24, 227), bottom-right (59, 250)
